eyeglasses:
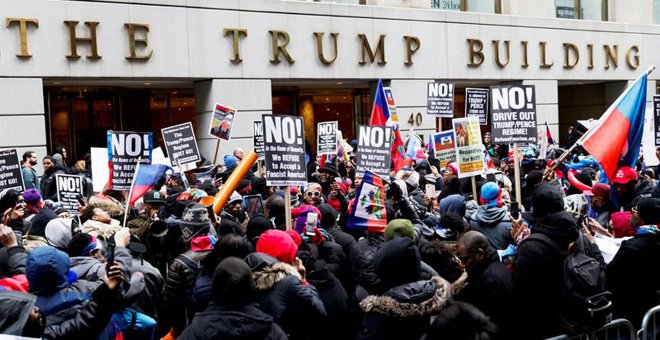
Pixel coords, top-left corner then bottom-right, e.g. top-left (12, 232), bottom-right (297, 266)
top-left (306, 191), bottom-right (321, 197)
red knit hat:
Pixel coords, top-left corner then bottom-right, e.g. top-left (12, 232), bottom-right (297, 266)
top-left (256, 230), bottom-right (298, 264)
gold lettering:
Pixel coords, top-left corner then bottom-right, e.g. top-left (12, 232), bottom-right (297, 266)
top-left (521, 41), bottom-right (529, 68)
top-left (604, 45), bottom-right (618, 70)
top-left (587, 44), bottom-right (594, 69)
top-left (64, 21), bottom-right (100, 59)
top-left (269, 30), bottom-right (295, 64)
top-left (625, 45), bottom-right (639, 69)
top-left (223, 28), bottom-right (248, 64)
top-left (358, 34), bottom-right (386, 65)
top-left (492, 40), bottom-right (510, 68)
top-left (562, 43), bottom-right (579, 69)
top-left (404, 35), bottom-right (420, 66)
top-left (467, 39), bottom-right (484, 67)
top-left (125, 23), bottom-right (152, 60)
top-left (539, 42), bottom-right (553, 69)
top-left (314, 32), bottom-right (338, 65)
top-left (6, 18), bottom-right (38, 58)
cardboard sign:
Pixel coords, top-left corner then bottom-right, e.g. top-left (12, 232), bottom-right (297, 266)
top-left (161, 122), bottom-right (201, 167)
top-left (107, 131), bottom-right (153, 190)
top-left (465, 88), bottom-right (489, 125)
top-left (356, 125), bottom-right (393, 178)
top-left (431, 130), bottom-right (456, 169)
top-left (317, 121), bottom-right (338, 155)
top-left (654, 95), bottom-right (660, 146)
top-left (452, 117), bottom-right (484, 178)
top-left (0, 149), bottom-right (25, 192)
top-left (262, 115), bottom-right (307, 187)
top-left (490, 85), bottom-right (538, 144)
top-left (253, 120), bottom-right (265, 160)
top-left (209, 103), bottom-right (236, 141)
top-left (427, 82), bottom-right (455, 117)
top-left (56, 174), bottom-right (83, 215)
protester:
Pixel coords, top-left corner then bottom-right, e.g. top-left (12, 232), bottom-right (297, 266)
top-left (40, 156), bottom-right (65, 202)
top-left (612, 165), bottom-right (653, 211)
top-left (468, 182), bottom-right (513, 250)
top-left (21, 151), bottom-right (40, 190)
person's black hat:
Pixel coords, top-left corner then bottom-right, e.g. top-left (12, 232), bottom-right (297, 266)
top-left (637, 198), bottom-right (660, 225)
top-left (212, 257), bottom-right (254, 306)
top-left (143, 190), bottom-right (166, 204)
top-left (532, 183), bottom-right (565, 218)
top-left (319, 162), bottom-right (338, 177)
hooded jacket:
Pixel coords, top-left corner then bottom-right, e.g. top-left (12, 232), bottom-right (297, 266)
top-left (69, 247), bottom-right (131, 282)
top-left (40, 165), bottom-right (66, 202)
top-left (469, 206), bottom-right (514, 250)
top-left (305, 259), bottom-right (350, 340)
top-left (619, 178), bottom-right (654, 211)
top-left (0, 245), bottom-right (27, 279)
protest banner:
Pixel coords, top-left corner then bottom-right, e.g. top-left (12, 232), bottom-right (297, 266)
top-left (107, 131), bottom-right (153, 191)
top-left (262, 115), bottom-right (307, 187)
top-left (490, 85), bottom-right (538, 144)
top-left (209, 103), bottom-right (236, 141)
top-left (465, 88), bottom-right (489, 125)
top-left (427, 82), bottom-right (455, 117)
top-left (161, 122), bottom-right (201, 167)
top-left (356, 125), bottom-right (393, 178)
top-left (317, 121), bottom-right (338, 155)
top-left (56, 174), bottom-right (83, 215)
top-left (347, 170), bottom-right (387, 232)
top-left (0, 149), bottom-right (24, 192)
top-left (253, 120), bottom-right (265, 160)
top-left (431, 130), bottom-right (456, 169)
top-left (452, 117), bottom-right (484, 178)
top-left (654, 95), bottom-right (660, 146)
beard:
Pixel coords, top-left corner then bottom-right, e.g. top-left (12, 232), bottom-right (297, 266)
top-left (29, 160), bottom-right (37, 166)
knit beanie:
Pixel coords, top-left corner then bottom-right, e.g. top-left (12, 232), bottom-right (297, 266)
top-left (479, 182), bottom-right (502, 207)
top-left (256, 229), bottom-right (298, 264)
top-left (246, 215), bottom-right (273, 245)
top-left (532, 183), bottom-right (565, 218)
top-left (385, 219), bottom-right (416, 242)
top-left (440, 194), bottom-right (466, 217)
top-left (45, 218), bottom-right (73, 251)
top-left (317, 203), bottom-right (338, 229)
top-left (23, 189), bottom-right (42, 205)
top-left (224, 155), bottom-right (238, 171)
top-left (375, 237), bottom-right (421, 289)
top-left (611, 211), bottom-right (635, 238)
top-left (212, 257), bottom-right (254, 307)
top-left (291, 204), bottom-right (322, 234)
top-left (180, 203), bottom-right (211, 243)
top-left (637, 198), bottom-right (660, 225)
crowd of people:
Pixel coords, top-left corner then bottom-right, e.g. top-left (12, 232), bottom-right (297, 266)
top-left (0, 138), bottom-right (659, 340)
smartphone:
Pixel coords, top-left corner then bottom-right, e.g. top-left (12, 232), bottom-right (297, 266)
top-left (425, 184), bottom-right (436, 198)
top-left (305, 213), bottom-right (318, 236)
top-left (243, 195), bottom-right (264, 218)
top-left (510, 201), bottom-right (520, 220)
top-left (106, 242), bottom-right (116, 265)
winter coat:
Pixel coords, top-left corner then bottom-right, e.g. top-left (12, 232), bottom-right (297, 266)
top-left (219, 210), bottom-right (243, 235)
top-left (469, 205), bottom-right (514, 250)
top-left (189, 271), bottom-right (213, 317)
top-left (355, 234), bottom-right (385, 295)
top-left (618, 179), bottom-right (654, 211)
top-left (179, 302), bottom-right (287, 340)
top-left (245, 253), bottom-right (327, 340)
top-left (21, 165), bottom-right (39, 190)
top-left (306, 261), bottom-right (350, 340)
top-left (0, 245), bottom-right (26, 279)
top-left (328, 226), bottom-right (360, 296)
top-left (606, 232), bottom-right (660, 327)
top-left (40, 166), bottom-right (65, 201)
top-left (128, 254), bottom-right (163, 320)
top-left (513, 211), bottom-right (580, 339)
top-left (69, 247), bottom-right (131, 282)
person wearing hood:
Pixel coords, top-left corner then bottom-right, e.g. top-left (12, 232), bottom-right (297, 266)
top-left (0, 262), bottom-right (125, 339)
top-left (179, 257), bottom-right (287, 340)
top-left (611, 166), bottom-right (653, 211)
top-left (219, 191), bottom-right (246, 236)
top-left (40, 156), bottom-right (65, 202)
top-left (513, 183), bottom-right (583, 339)
top-left (606, 198), bottom-right (660, 327)
top-left (44, 218), bottom-right (74, 251)
top-left (469, 182), bottom-right (513, 250)
top-left (357, 237), bottom-right (464, 340)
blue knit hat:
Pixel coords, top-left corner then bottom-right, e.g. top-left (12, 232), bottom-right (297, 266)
top-left (480, 182), bottom-right (500, 202)
top-left (224, 155), bottom-right (238, 170)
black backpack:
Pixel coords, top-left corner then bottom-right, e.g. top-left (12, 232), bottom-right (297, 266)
top-left (525, 232), bottom-right (612, 334)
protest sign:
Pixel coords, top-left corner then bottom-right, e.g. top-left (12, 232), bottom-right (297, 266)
top-left (356, 125), bottom-right (392, 178)
top-left (452, 117), bottom-right (484, 178)
top-left (209, 103), bottom-right (236, 141)
top-left (490, 85), bottom-right (538, 144)
top-left (317, 121), bottom-right (338, 155)
top-left (427, 82), bottom-right (455, 117)
top-left (56, 174), bottom-right (83, 215)
top-left (262, 115), bottom-right (307, 187)
top-left (465, 88), bottom-right (489, 125)
top-left (90, 147), bottom-right (108, 192)
top-left (107, 131), bottom-right (153, 191)
top-left (383, 87), bottom-right (399, 121)
top-left (654, 95), bottom-right (660, 146)
top-left (253, 120), bottom-right (265, 160)
top-left (0, 149), bottom-right (24, 192)
top-left (431, 130), bottom-right (456, 169)
top-left (161, 122), bottom-right (201, 167)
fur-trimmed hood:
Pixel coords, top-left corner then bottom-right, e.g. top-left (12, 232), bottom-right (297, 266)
top-left (252, 261), bottom-right (302, 291)
top-left (360, 274), bottom-right (467, 318)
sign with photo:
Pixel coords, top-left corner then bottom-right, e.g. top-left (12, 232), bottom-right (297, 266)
top-left (465, 88), bottom-right (489, 125)
top-left (490, 85), bottom-right (538, 144)
top-left (262, 115), bottom-right (307, 187)
top-left (0, 149), bottom-right (25, 192)
top-left (317, 121), bottom-right (338, 155)
top-left (107, 131), bottom-right (153, 190)
top-left (426, 82), bottom-right (455, 117)
top-left (209, 103), bottom-right (236, 141)
top-left (161, 122), bottom-right (201, 167)
top-left (452, 117), bottom-right (484, 178)
top-left (383, 87), bottom-right (399, 122)
top-left (431, 130), bottom-right (456, 169)
top-left (356, 125), bottom-right (393, 178)
top-left (253, 120), bottom-right (265, 160)
top-left (56, 174), bottom-right (83, 215)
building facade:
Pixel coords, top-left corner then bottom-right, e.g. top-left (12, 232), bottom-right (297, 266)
top-left (1, 0), bottom-right (659, 171)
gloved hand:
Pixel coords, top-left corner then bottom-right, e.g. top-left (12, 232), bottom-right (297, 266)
top-left (311, 227), bottom-right (325, 246)
top-left (386, 182), bottom-right (403, 203)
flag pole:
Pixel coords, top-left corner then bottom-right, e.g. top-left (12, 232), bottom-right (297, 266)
top-left (122, 156), bottom-right (142, 228)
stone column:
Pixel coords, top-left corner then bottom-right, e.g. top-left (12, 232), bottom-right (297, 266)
top-left (522, 79), bottom-right (559, 144)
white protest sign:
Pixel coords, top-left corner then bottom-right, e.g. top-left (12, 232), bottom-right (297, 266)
top-left (317, 121), bottom-right (338, 155)
top-left (262, 115), bottom-right (307, 187)
top-left (356, 125), bottom-right (393, 178)
top-left (56, 174), bottom-right (83, 215)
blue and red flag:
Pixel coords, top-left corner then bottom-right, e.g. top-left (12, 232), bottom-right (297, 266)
top-left (347, 170), bottom-right (387, 232)
top-left (370, 80), bottom-right (407, 171)
top-left (580, 72), bottom-right (647, 182)
top-left (128, 163), bottom-right (172, 206)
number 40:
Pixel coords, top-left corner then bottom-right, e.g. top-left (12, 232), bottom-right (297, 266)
top-left (408, 112), bottom-right (423, 126)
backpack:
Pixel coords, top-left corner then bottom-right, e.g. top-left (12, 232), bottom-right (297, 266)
top-left (525, 232), bottom-right (612, 334)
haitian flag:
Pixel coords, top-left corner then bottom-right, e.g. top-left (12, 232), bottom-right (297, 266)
top-left (580, 72), bottom-right (647, 182)
top-left (347, 170), bottom-right (387, 232)
top-left (128, 163), bottom-right (172, 206)
top-left (370, 80), bottom-right (407, 171)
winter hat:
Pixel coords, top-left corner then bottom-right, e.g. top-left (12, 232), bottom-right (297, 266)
top-left (66, 233), bottom-right (101, 257)
top-left (28, 208), bottom-right (58, 238)
top-left (227, 191), bottom-right (242, 205)
top-left (286, 230), bottom-right (303, 247)
top-left (256, 229), bottom-right (298, 264)
top-left (212, 257), bottom-right (254, 306)
top-left (385, 219), bottom-right (416, 242)
top-left (532, 183), bottom-right (565, 218)
top-left (180, 203), bottom-right (211, 243)
top-left (23, 189), bottom-right (42, 205)
top-left (292, 204), bottom-right (322, 234)
top-left (374, 237), bottom-right (421, 289)
top-left (317, 203), bottom-right (338, 229)
top-left (440, 194), bottom-right (466, 217)
top-left (304, 183), bottom-right (322, 195)
top-left (319, 162), bottom-right (338, 177)
top-left (611, 211), bottom-right (635, 238)
top-left (246, 215), bottom-right (273, 245)
top-left (446, 162), bottom-right (458, 175)
top-left (45, 218), bottom-right (73, 250)
top-left (26, 247), bottom-right (77, 296)
top-left (224, 155), bottom-right (238, 171)
top-left (637, 198), bottom-right (660, 225)
top-left (479, 182), bottom-right (502, 207)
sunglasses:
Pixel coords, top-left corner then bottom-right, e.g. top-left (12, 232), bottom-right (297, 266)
top-left (306, 191), bottom-right (321, 197)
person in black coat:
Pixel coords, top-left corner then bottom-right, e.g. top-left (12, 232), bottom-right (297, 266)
top-left (40, 156), bottom-right (65, 202)
top-left (455, 230), bottom-right (513, 339)
top-left (606, 198), bottom-right (660, 327)
top-left (179, 257), bottom-right (287, 340)
top-left (318, 204), bottom-right (360, 297)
